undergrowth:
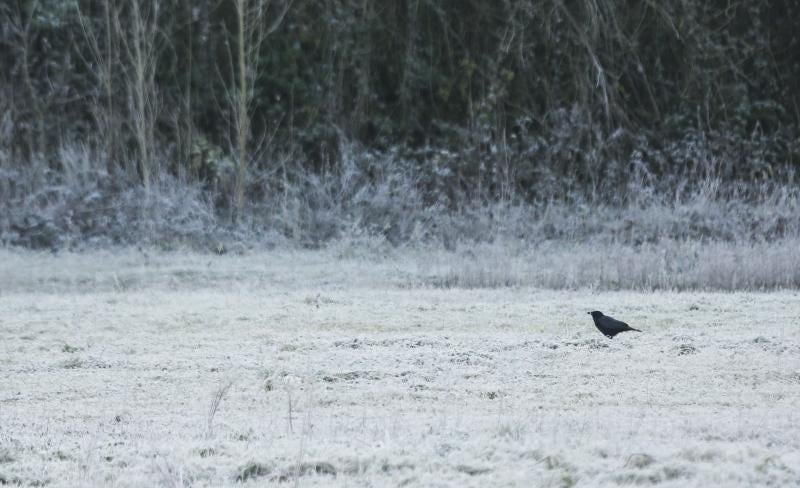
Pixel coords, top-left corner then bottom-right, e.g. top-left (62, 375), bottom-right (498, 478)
top-left (1, 144), bottom-right (797, 252)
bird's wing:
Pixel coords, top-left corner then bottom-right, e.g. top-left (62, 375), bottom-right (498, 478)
top-left (599, 315), bottom-right (632, 331)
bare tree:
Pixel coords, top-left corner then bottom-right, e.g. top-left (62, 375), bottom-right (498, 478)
top-left (6, 1), bottom-right (45, 159)
top-left (228, 0), bottom-right (292, 219)
top-left (77, 0), bottom-right (118, 172)
top-left (117, 0), bottom-right (161, 190)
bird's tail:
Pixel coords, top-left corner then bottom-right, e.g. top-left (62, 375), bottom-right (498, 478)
top-left (629, 327), bottom-right (642, 332)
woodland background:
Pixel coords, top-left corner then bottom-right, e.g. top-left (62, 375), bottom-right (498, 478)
top-left (1, 0), bottom-right (799, 254)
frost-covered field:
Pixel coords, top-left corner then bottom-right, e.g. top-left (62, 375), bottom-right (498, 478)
top-left (1, 248), bottom-right (799, 487)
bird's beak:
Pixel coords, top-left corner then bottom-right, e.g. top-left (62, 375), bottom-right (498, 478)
top-left (587, 312), bottom-right (591, 315)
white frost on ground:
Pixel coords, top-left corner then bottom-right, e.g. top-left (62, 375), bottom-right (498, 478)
top-left (1, 248), bottom-right (799, 487)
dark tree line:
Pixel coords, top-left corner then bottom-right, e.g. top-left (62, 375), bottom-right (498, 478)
top-left (1, 0), bottom-right (798, 211)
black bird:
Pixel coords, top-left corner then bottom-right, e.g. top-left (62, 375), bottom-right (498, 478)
top-left (588, 311), bottom-right (641, 338)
